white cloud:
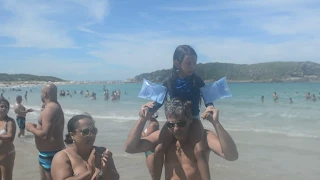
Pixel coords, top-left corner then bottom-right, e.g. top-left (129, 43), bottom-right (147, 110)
top-left (0, 0), bottom-right (110, 49)
top-left (160, 0), bottom-right (320, 36)
top-left (86, 32), bottom-right (320, 77)
top-left (0, 17), bottom-right (76, 49)
top-left (82, 0), bottom-right (320, 72)
top-left (229, 0), bottom-right (320, 36)
top-left (160, 6), bottom-right (218, 12)
top-left (67, 0), bottom-right (109, 23)
top-left (138, 12), bottom-right (152, 20)
top-left (2, 0), bottom-right (320, 80)
top-left (195, 37), bottom-right (320, 64)
top-left (0, 0), bottom-right (75, 48)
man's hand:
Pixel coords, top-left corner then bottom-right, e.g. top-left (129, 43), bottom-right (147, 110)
top-left (201, 106), bottom-right (219, 125)
top-left (26, 123), bottom-right (37, 132)
top-left (27, 108), bottom-right (34, 112)
top-left (139, 102), bottom-right (154, 119)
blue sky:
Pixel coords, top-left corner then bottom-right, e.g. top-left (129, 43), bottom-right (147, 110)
top-left (1, 0), bottom-right (320, 81)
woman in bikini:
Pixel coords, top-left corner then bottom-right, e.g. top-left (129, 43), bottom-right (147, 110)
top-left (141, 111), bottom-right (160, 179)
top-left (51, 114), bottom-right (119, 180)
top-left (0, 98), bottom-right (16, 180)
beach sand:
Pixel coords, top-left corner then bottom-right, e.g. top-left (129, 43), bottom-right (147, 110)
top-left (3, 82), bottom-right (320, 180)
top-left (12, 120), bottom-right (320, 180)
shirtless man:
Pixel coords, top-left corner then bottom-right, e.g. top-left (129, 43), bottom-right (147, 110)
top-left (125, 98), bottom-right (238, 180)
top-left (14, 95), bottom-right (33, 137)
top-left (26, 83), bottom-right (65, 180)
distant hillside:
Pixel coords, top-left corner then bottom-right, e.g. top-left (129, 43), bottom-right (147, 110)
top-left (0, 73), bottom-right (65, 82)
top-left (127, 61), bottom-right (320, 83)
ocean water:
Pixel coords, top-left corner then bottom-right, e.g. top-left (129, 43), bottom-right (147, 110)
top-left (2, 82), bottom-right (320, 180)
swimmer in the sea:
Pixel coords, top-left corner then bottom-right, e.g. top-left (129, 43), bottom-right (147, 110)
top-left (312, 94), bottom-right (316, 102)
top-left (24, 91), bottom-right (28, 101)
top-left (273, 92), bottom-right (278, 102)
top-left (261, 96), bottom-right (264, 103)
top-left (85, 90), bottom-right (89, 98)
top-left (289, 98), bottom-right (293, 104)
top-left (305, 92), bottom-right (311, 100)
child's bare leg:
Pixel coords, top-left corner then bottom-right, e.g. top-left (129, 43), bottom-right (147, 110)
top-left (153, 125), bottom-right (173, 180)
top-left (190, 119), bottom-right (211, 180)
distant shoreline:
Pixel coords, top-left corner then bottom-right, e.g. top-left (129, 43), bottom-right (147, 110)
top-left (1, 78), bottom-right (320, 88)
top-left (0, 81), bottom-right (70, 88)
top-left (0, 80), bottom-right (125, 88)
top-left (125, 77), bottom-right (320, 84)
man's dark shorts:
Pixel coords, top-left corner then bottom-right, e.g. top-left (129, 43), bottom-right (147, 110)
top-left (16, 116), bottom-right (26, 130)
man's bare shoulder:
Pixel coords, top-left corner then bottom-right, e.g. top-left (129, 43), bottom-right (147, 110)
top-left (44, 102), bottom-right (62, 112)
top-left (45, 102), bottom-right (60, 108)
top-left (41, 102), bottom-right (63, 121)
top-left (14, 103), bottom-right (22, 109)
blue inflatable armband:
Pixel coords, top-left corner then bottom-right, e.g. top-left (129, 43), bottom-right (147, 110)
top-left (200, 77), bottom-right (232, 104)
top-left (138, 78), bottom-right (167, 104)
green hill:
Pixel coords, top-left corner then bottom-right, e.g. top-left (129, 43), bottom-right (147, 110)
top-left (127, 61), bottom-right (320, 83)
top-left (0, 73), bottom-right (65, 82)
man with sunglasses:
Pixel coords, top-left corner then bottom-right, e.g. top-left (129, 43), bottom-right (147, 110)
top-left (125, 98), bottom-right (238, 180)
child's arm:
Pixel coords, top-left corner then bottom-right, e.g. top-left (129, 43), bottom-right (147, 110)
top-left (197, 76), bottom-right (214, 108)
top-left (148, 81), bottom-right (169, 113)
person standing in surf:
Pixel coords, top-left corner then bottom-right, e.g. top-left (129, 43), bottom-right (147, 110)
top-left (14, 95), bottom-right (33, 137)
top-left (0, 98), bottom-right (16, 180)
top-left (26, 82), bottom-right (65, 180)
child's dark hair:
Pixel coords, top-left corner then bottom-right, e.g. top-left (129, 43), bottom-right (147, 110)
top-left (0, 97), bottom-right (10, 110)
top-left (164, 97), bottom-right (192, 120)
top-left (64, 113), bottom-right (95, 144)
top-left (172, 45), bottom-right (197, 76)
top-left (167, 45), bottom-right (198, 95)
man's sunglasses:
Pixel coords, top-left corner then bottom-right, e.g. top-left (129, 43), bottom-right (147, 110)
top-left (80, 127), bottom-right (98, 136)
top-left (166, 121), bottom-right (187, 129)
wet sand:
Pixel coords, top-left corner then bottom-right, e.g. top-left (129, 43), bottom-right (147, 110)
top-left (12, 124), bottom-right (320, 180)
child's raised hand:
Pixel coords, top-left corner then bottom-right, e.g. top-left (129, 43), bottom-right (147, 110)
top-left (139, 102), bottom-right (154, 119)
top-left (201, 106), bottom-right (219, 124)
